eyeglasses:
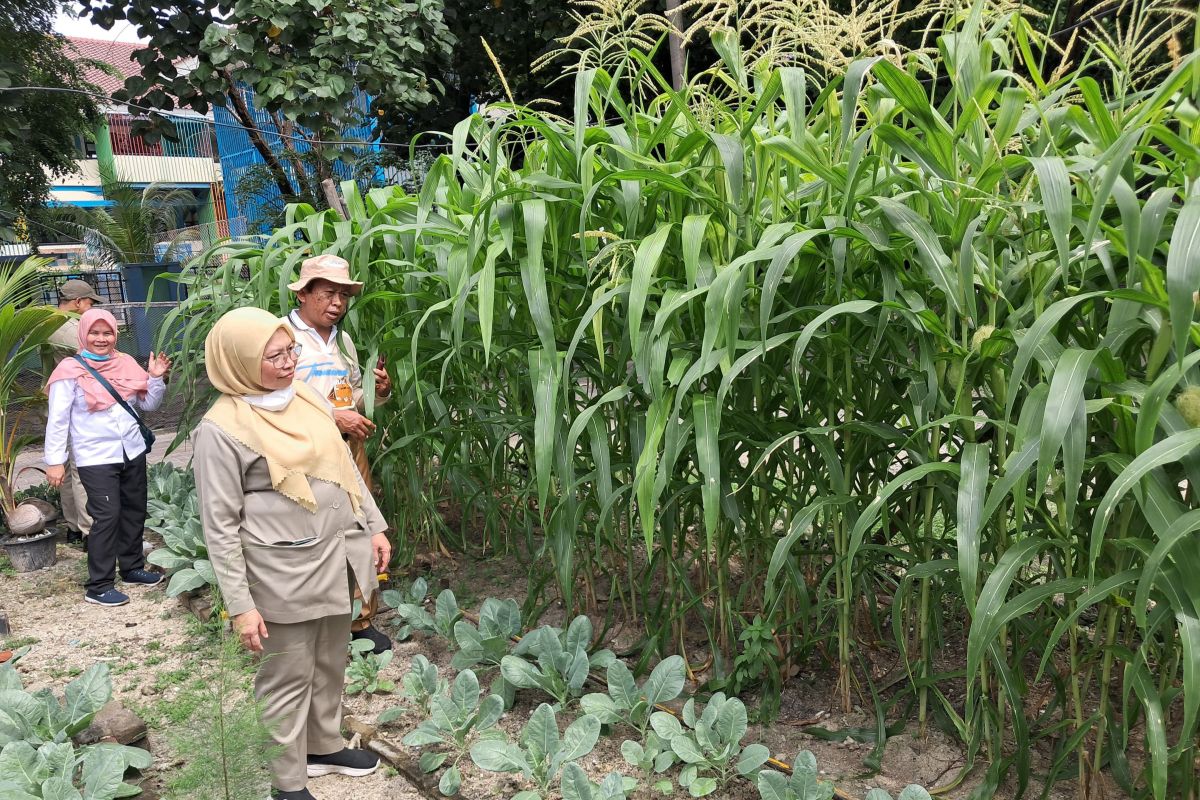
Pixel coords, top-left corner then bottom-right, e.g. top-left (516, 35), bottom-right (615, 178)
top-left (314, 289), bottom-right (354, 304)
top-left (263, 343), bottom-right (302, 367)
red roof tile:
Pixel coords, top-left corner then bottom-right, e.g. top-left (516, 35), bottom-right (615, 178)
top-left (66, 37), bottom-right (145, 99)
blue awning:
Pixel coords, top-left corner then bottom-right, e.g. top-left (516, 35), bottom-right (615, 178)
top-left (48, 187), bottom-right (113, 207)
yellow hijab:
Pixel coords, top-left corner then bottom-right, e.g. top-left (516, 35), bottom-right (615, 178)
top-left (202, 307), bottom-right (363, 514)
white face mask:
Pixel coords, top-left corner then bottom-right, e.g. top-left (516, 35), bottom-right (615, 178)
top-left (241, 386), bottom-right (295, 411)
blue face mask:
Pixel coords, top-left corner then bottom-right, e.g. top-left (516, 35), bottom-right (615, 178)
top-left (80, 351), bottom-right (112, 362)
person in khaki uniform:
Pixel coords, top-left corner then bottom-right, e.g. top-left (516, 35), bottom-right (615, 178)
top-left (44, 279), bottom-right (103, 543)
top-left (282, 254), bottom-right (393, 654)
top-left (193, 308), bottom-right (392, 800)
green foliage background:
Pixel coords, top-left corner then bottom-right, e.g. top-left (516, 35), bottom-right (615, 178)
top-left (162, 3), bottom-right (1200, 797)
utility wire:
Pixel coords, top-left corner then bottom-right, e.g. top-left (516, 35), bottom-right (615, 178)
top-left (0, 85), bottom-right (453, 150)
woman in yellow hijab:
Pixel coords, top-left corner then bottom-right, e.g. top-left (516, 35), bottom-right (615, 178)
top-left (193, 307), bottom-right (392, 800)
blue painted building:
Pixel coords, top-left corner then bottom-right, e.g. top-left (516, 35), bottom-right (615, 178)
top-left (213, 84), bottom-right (381, 231)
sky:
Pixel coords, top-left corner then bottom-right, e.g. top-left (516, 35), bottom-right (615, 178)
top-left (54, 6), bottom-right (147, 43)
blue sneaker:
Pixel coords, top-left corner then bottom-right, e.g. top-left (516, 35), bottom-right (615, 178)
top-left (85, 588), bottom-right (130, 607)
top-left (121, 569), bottom-right (163, 586)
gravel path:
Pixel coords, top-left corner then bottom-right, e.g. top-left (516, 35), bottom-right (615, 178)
top-left (3, 432), bottom-right (425, 800)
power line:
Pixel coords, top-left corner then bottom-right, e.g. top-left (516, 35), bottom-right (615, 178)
top-left (0, 85), bottom-right (453, 151)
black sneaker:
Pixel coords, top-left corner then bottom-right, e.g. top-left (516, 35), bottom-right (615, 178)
top-left (121, 569), bottom-right (163, 586)
top-left (350, 624), bottom-right (392, 655)
top-left (85, 588), bottom-right (130, 607)
top-left (306, 748), bottom-right (379, 778)
top-left (271, 788), bottom-right (317, 800)
top-left (66, 529), bottom-right (84, 547)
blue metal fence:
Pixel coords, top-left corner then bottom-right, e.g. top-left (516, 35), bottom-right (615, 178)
top-left (213, 85), bottom-right (382, 231)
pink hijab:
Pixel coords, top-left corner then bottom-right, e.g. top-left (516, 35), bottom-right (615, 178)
top-left (47, 309), bottom-right (150, 412)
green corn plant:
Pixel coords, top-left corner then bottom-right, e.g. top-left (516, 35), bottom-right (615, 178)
top-left (401, 669), bottom-right (506, 796)
top-left (500, 616), bottom-right (616, 706)
top-left (469, 703), bottom-right (601, 800)
top-left (164, 2), bottom-right (1200, 795)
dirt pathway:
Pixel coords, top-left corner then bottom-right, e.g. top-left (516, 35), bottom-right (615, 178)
top-left (3, 434), bottom-right (425, 800)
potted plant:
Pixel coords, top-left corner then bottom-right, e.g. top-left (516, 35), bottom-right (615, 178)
top-left (0, 257), bottom-right (67, 571)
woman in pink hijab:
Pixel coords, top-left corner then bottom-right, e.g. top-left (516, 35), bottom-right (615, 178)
top-left (44, 309), bottom-right (172, 607)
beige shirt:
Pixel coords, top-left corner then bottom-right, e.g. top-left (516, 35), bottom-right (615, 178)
top-left (47, 315), bottom-right (80, 354)
top-left (192, 420), bottom-right (387, 623)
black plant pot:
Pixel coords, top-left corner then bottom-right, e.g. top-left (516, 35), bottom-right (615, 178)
top-left (2, 529), bottom-right (58, 572)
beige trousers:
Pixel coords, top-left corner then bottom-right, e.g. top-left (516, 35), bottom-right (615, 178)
top-left (347, 438), bottom-right (379, 634)
top-left (257, 613), bottom-right (351, 792)
top-left (60, 458), bottom-right (93, 535)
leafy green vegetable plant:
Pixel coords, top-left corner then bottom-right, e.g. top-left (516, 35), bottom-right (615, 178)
top-left (470, 703), bottom-right (601, 800)
top-left (379, 576), bottom-right (429, 640)
top-left (619, 733), bottom-right (677, 795)
top-left (144, 463), bottom-right (214, 598)
top-left (757, 752), bottom-right (932, 800)
top-left (649, 694), bottom-right (769, 797)
top-left (380, 578), bottom-right (461, 645)
top-left (864, 788), bottom-right (933, 800)
top-left (451, 597), bottom-right (521, 670)
top-left (0, 662), bottom-right (152, 798)
top-left (581, 655), bottom-right (685, 735)
top-left (560, 763), bottom-right (635, 800)
top-left (756, 751), bottom-right (835, 800)
top-left (344, 639), bottom-right (395, 695)
top-left (402, 669), bottom-right (505, 796)
top-left (380, 654), bottom-right (445, 720)
top-left (500, 616), bottom-right (615, 706)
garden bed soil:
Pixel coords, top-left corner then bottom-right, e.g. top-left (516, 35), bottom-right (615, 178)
top-left (346, 553), bottom-right (1094, 800)
top-left (1, 524), bottom-right (1105, 800)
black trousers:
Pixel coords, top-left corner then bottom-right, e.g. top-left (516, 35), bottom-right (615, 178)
top-left (77, 453), bottom-right (148, 594)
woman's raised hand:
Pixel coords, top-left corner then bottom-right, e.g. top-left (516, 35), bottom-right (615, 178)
top-left (147, 351), bottom-right (172, 378)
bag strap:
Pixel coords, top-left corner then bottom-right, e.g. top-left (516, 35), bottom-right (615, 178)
top-left (72, 355), bottom-right (147, 427)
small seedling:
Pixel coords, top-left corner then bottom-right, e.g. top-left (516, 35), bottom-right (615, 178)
top-left (380, 654), bottom-right (446, 720)
top-left (560, 763), bottom-right (636, 800)
top-left (345, 639), bottom-right (395, 695)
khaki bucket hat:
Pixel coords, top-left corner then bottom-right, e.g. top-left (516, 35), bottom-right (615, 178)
top-left (287, 254), bottom-right (364, 295)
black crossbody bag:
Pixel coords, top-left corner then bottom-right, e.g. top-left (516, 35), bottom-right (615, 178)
top-left (72, 355), bottom-right (157, 450)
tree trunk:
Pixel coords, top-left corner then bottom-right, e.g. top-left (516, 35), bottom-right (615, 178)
top-left (221, 69), bottom-right (297, 200)
top-left (272, 111), bottom-right (314, 200)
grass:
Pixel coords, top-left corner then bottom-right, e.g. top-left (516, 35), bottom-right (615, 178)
top-left (1, 634), bottom-right (39, 650)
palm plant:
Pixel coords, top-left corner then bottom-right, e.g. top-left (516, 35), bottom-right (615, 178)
top-left (162, 3), bottom-right (1200, 797)
top-left (65, 168), bottom-right (199, 267)
top-left (0, 258), bottom-right (65, 531)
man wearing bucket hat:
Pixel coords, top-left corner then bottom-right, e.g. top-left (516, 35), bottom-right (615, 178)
top-left (44, 279), bottom-right (104, 544)
top-left (283, 254), bottom-right (393, 654)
